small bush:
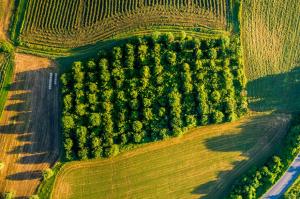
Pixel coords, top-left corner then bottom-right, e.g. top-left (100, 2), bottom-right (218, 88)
top-left (29, 195), bottom-right (39, 199)
top-left (2, 191), bottom-right (15, 199)
top-left (0, 41), bottom-right (14, 53)
top-left (42, 169), bottom-right (54, 180)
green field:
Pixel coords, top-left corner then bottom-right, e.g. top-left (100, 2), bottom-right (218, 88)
top-left (51, 113), bottom-right (290, 199)
top-left (242, 0), bottom-right (300, 112)
top-left (1, 0), bottom-right (299, 198)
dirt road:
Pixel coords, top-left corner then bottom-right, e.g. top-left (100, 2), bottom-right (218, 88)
top-left (0, 54), bottom-right (60, 198)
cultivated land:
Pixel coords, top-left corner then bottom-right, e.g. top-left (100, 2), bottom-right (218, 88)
top-left (15, 0), bottom-right (229, 53)
top-left (0, 0), bottom-right (14, 40)
top-left (52, 112), bottom-right (290, 199)
top-left (0, 54), bottom-right (59, 197)
top-left (242, 0), bottom-right (300, 112)
top-left (0, 0), bottom-right (299, 198)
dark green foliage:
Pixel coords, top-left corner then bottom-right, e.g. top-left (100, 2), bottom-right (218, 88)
top-left (227, 122), bottom-right (300, 199)
top-left (0, 52), bottom-right (14, 119)
top-left (61, 33), bottom-right (246, 160)
top-left (0, 41), bottom-right (14, 53)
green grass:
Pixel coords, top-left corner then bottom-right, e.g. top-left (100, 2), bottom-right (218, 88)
top-left (16, 25), bottom-right (229, 58)
top-left (247, 67), bottom-right (300, 112)
top-left (51, 113), bottom-right (290, 199)
top-left (284, 176), bottom-right (300, 199)
top-left (37, 163), bottom-right (63, 199)
top-left (241, 0), bottom-right (300, 113)
top-left (241, 0), bottom-right (300, 81)
top-left (9, 0), bottom-right (27, 43)
top-left (0, 53), bottom-right (14, 118)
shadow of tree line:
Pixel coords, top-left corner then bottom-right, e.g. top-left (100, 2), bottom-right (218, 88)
top-left (191, 67), bottom-right (300, 198)
top-left (191, 113), bottom-right (288, 198)
top-left (247, 66), bottom-right (300, 112)
top-left (0, 68), bottom-right (59, 194)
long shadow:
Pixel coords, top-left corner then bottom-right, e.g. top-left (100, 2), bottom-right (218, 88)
top-left (0, 67), bottom-right (59, 184)
top-left (247, 67), bottom-right (300, 112)
top-left (191, 113), bottom-right (288, 198)
top-left (17, 153), bottom-right (50, 164)
top-left (6, 171), bottom-right (42, 181)
top-left (190, 68), bottom-right (300, 198)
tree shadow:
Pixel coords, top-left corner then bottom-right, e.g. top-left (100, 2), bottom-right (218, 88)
top-left (0, 67), bottom-right (59, 186)
top-left (6, 171), bottom-right (42, 181)
top-left (191, 113), bottom-right (289, 198)
top-left (247, 67), bottom-right (300, 112)
top-left (17, 153), bottom-right (50, 164)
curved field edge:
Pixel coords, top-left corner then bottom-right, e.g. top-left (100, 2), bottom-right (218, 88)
top-left (36, 163), bottom-right (63, 199)
top-left (50, 112), bottom-right (290, 199)
top-left (16, 27), bottom-right (230, 58)
top-left (15, 0), bottom-right (229, 49)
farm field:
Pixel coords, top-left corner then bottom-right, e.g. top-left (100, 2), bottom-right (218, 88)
top-left (0, 0), bottom-right (14, 40)
top-left (0, 54), bottom-right (59, 197)
top-left (52, 112), bottom-right (290, 199)
top-left (242, 0), bottom-right (300, 111)
top-left (0, 0), bottom-right (299, 198)
top-left (14, 0), bottom-right (230, 53)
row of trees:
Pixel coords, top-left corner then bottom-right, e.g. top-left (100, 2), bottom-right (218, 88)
top-left (0, 41), bottom-right (14, 119)
top-left (61, 32), bottom-right (247, 160)
top-left (228, 119), bottom-right (300, 199)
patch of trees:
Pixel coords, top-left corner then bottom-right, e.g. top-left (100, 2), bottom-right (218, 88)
top-left (227, 118), bottom-right (300, 199)
top-left (61, 32), bottom-right (247, 160)
top-left (284, 176), bottom-right (300, 199)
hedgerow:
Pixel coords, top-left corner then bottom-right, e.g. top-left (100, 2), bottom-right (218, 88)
top-left (61, 32), bottom-right (247, 160)
top-left (0, 41), bottom-right (14, 118)
top-left (227, 116), bottom-right (300, 199)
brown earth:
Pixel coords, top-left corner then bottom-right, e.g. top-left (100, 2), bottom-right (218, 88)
top-left (0, 53), bottom-right (60, 198)
top-left (0, 0), bottom-right (14, 40)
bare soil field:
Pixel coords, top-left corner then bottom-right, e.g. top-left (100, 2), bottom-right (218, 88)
top-left (0, 53), bottom-right (59, 198)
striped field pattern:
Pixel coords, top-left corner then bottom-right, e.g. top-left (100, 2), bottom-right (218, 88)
top-left (18, 0), bottom-right (229, 49)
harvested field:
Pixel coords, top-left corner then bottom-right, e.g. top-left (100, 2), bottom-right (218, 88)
top-left (242, 0), bottom-right (300, 80)
top-left (0, 0), bottom-right (14, 40)
top-left (15, 0), bottom-right (229, 51)
top-left (52, 112), bottom-right (290, 199)
top-left (0, 54), bottom-right (59, 197)
top-left (242, 0), bottom-right (300, 112)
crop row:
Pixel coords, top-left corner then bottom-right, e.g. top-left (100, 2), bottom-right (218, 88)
top-left (16, 0), bottom-right (228, 49)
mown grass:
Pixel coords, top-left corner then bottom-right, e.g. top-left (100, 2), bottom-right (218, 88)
top-left (241, 0), bottom-right (300, 81)
top-left (247, 67), bottom-right (300, 112)
top-left (16, 25), bottom-right (229, 58)
top-left (241, 0), bottom-right (300, 113)
top-left (37, 163), bottom-right (63, 199)
top-left (51, 113), bottom-right (290, 199)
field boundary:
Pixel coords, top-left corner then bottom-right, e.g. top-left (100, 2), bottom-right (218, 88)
top-left (0, 52), bottom-right (14, 118)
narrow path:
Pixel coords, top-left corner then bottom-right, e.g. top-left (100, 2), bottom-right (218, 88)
top-left (263, 153), bottom-right (300, 199)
